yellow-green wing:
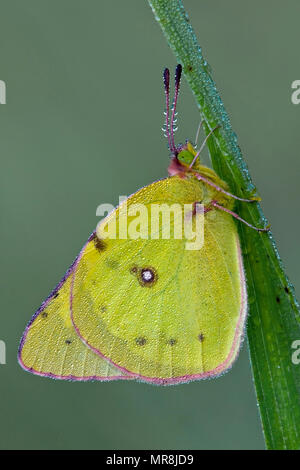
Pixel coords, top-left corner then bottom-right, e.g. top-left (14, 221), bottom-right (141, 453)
top-left (71, 177), bottom-right (247, 385)
top-left (18, 248), bottom-right (130, 381)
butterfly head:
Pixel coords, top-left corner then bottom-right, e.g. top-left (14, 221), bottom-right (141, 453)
top-left (167, 141), bottom-right (200, 176)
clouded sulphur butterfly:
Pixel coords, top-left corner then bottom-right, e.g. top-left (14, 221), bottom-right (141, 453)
top-left (18, 65), bottom-right (268, 384)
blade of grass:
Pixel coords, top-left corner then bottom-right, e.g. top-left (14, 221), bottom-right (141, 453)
top-left (148, 0), bottom-right (300, 449)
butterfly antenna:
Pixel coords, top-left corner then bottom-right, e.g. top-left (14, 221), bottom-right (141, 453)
top-left (189, 125), bottom-right (220, 169)
top-left (194, 119), bottom-right (204, 148)
top-left (163, 68), bottom-right (173, 152)
top-left (170, 64), bottom-right (182, 153)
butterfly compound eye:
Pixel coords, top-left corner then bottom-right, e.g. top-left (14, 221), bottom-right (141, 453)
top-left (177, 149), bottom-right (194, 165)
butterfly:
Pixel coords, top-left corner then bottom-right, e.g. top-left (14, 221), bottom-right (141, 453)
top-left (18, 64), bottom-right (269, 385)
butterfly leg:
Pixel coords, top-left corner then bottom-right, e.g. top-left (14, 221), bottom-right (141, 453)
top-left (192, 201), bottom-right (212, 216)
top-left (211, 200), bottom-right (270, 232)
top-left (194, 172), bottom-right (260, 203)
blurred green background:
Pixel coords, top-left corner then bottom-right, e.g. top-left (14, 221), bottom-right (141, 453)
top-left (1, 0), bottom-right (300, 450)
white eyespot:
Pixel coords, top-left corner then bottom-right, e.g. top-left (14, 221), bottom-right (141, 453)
top-left (142, 270), bottom-right (154, 282)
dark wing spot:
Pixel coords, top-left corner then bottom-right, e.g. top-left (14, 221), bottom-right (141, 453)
top-left (93, 235), bottom-right (107, 252)
top-left (167, 339), bottom-right (177, 346)
top-left (130, 266), bottom-right (138, 274)
top-left (198, 333), bottom-right (205, 342)
top-left (53, 292), bottom-right (59, 299)
top-left (284, 287), bottom-right (290, 294)
top-left (141, 268), bottom-right (155, 283)
top-left (276, 296), bottom-right (280, 304)
top-left (136, 337), bottom-right (147, 346)
top-left (130, 266), bottom-right (158, 287)
top-left (65, 339), bottom-right (72, 345)
top-left (41, 312), bottom-right (48, 319)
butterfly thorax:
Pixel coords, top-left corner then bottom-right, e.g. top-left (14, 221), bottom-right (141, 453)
top-left (168, 141), bottom-right (234, 209)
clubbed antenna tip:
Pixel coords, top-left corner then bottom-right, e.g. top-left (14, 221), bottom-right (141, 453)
top-left (175, 64), bottom-right (182, 90)
top-left (170, 64), bottom-right (182, 152)
top-left (163, 68), bottom-right (172, 152)
top-left (162, 64), bottom-right (183, 154)
top-left (163, 68), bottom-right (170, 92)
